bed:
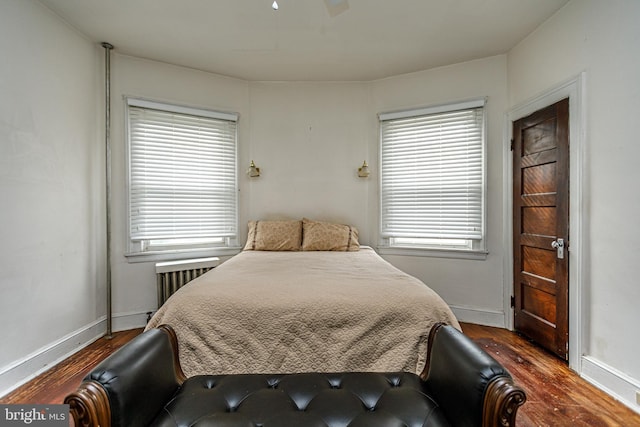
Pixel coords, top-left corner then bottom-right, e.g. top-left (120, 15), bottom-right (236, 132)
top-left (146, 218), bottom-right (460, 377)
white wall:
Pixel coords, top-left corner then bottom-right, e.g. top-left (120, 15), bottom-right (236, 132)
top-left (107, 72), bottom-right (375, 323)
top-left (371, 56), bottom-right (509, 324)
top-left (246, 81), bottom-right (373, 236)
top-left (104, 58), bottom-right (509, 328)
top-left (0, 0), bottom-right (103, 393)
top-left (108, 55), bottom-right (250, 324)
top-left (508, 0), bottom-right (640, 410)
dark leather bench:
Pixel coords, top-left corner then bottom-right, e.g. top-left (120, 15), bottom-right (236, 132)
top-left (65, 323), bottom-right (525, 426)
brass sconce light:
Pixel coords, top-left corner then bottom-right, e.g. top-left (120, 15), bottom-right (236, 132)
top-left (358, 161), bottom-right (370, 178)
top-left (247, 160), bottom-right (261, 177)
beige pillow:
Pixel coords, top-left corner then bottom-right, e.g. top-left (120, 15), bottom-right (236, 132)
top-left (301, 218), bottom-right (359, 251)
top-left (244, 220), bottom-right (303, 251)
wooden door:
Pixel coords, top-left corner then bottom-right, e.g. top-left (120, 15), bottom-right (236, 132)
top-left (513, 98), bottom-right (569, 360)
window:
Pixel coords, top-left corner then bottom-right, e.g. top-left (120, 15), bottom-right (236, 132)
top-left (379, 99), bottom-right (487, 258)
top-left (126, 98), bottom-right (239, 259)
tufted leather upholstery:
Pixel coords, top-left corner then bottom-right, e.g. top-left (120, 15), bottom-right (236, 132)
top-left (66, 324), bottom-right (525, 427)
top-left (151, 372), bottom-right (450, 427)
top-left (87, 328), bottom-right (181, 427)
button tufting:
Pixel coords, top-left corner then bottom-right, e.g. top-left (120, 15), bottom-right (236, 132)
top-left (267, 378), bottom-right (280, 389)
top-left (158, 372), bottom-right (444, 427)
top-left (328, 377), bottom-right (342, 389)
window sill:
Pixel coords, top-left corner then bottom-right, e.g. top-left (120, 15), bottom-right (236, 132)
top-left (377, 246), bottom-right (489, 260)
top-left (125, 246), bottom-right (242, 264)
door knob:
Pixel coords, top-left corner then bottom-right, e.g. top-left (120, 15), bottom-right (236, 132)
top-left (551, 238), bottom-right (565, 259)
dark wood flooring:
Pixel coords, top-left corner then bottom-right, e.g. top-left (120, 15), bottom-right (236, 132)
top-left (1, 324), bottom-right (639, 426)
top-left (0, 329), bottom-right (142, 406)
top-left (462, 323), bottom-right (639, 426)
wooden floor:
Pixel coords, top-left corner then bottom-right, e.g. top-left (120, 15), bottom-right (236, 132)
top-left (0, 329), bottom-right (143, 406)
top-left (2, 324), bottom-right (639, 426)
top-left (461, 323), bottom-right (640, 427)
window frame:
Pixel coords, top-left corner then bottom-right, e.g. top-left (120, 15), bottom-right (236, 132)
top-left (124, 97), bottom-right (241, 263)
top-left (377, 98), bottom-right (489, 260)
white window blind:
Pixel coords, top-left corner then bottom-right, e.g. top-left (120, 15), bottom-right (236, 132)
top-left (380, 100), bottom-right (485, 244)
top-left (127, 99), bottom-right (238, 247)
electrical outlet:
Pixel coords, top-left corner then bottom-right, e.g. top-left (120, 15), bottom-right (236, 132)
top-left (636, 391), bottom-right (640, 406)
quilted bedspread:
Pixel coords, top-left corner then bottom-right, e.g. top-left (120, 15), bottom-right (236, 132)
top-left (146, 247), bottom-right (460, 377)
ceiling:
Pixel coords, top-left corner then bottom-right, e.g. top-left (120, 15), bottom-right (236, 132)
top-left (37, 0), bottom-right (569, 82)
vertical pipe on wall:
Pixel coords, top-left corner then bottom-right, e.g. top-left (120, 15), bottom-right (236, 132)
top-left (101, 42), bottom-right (114, 339)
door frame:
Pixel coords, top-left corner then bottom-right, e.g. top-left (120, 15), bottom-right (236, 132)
top-left (503, 72), bottom-right (586, 372)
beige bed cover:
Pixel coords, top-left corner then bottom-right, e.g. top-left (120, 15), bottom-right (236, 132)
top-left (146, 247), bottom-right (460, 377)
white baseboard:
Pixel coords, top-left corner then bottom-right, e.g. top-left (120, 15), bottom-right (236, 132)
top-left (112, 310), bottom-right (153, 332)
top-left (0, 317), bottom-right (106, 398)
top-left (581, 355), bottom-right (640, 415)
top-left (0, 310), bottom-right (153, 399)
top-left (453, 310), bottom-right (640, 415)
top-left (450, 304), bottom-right (505, 328)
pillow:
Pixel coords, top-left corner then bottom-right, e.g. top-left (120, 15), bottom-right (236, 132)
top-left (301, 218), bottom-right (360, 251)
top-left (243, 220), bottom-right (303, 251)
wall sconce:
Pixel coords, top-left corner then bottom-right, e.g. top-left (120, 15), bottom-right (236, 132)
top-left (247, 160), bottom-right (261, 177)
top-left (358, 161), bottom-right (370, 178)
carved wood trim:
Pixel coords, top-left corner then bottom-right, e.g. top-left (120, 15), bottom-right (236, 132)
top-left (482, 376), bottom-right (527, 427)
top-left (158, 324), bottom-right (187, 383)
top-left (64, 380), bottom-right (111, 427)
top-left (419, 322), bottom-right (445, 381)
top-left (64, 326), bottom-right (186, 427)
top-left (419, 323), bottom-right (527, 426)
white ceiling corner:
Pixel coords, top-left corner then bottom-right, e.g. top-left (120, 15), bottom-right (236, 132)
top-left (37, 0), bottom-right (569, 82)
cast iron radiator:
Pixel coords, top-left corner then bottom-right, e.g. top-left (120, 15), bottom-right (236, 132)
top-left (155, 257), bottom-right (219, 308)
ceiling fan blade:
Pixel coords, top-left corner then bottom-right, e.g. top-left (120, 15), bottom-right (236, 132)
top-left (324, 0), bottom-right (349, 17)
